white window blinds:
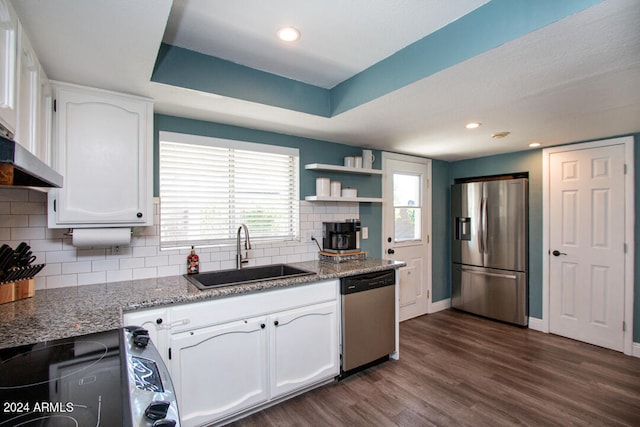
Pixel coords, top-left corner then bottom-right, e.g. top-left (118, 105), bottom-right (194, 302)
top-left (159, 132), bottom-right (300, 249)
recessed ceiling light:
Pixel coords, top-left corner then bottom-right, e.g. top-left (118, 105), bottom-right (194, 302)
top-left (465, 122), bottom-right (481, 129)
top-left (529, 142), bottom-right (541, 148)
top-left (492, 131), bottom-right (511, 139)
top-left (277, 26), bottom-right (301, 42)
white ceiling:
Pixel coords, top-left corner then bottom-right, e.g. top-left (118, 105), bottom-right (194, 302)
top-left (12, 0), bottom-right (640, 161)
top-left (162, 0), bottom-right (490, 89)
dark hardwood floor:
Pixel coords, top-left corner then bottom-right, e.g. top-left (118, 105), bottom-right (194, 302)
top-left (228, 309), bottom-right (640, 427)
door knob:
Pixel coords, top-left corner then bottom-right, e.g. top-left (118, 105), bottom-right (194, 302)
top-left (387, 248), bottom-right (395, 255)
top-left (552, 250), bottom-right (567, 256)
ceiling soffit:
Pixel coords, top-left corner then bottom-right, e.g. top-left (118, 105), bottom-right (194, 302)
top-left (152, 0), bottom-right (605, 117)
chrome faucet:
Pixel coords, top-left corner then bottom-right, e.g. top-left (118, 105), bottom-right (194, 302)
top-left (236, 224), bottom-right (252, 269)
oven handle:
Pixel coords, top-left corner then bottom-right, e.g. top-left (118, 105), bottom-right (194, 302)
top-left (160, 318), bottom-right (190, 330)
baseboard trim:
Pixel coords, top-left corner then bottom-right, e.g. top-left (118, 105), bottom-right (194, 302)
top-left (632, 342), bottom-right (640, 358)
top-left (429, 298), bottom-right (451, 313)
top-left (528, 317), bottom-right (545, 332)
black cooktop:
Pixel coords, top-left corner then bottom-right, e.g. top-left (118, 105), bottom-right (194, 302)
top-left (0, 329), bottom-right (128, 426)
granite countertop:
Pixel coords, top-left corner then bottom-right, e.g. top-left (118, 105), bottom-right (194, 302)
top-left (0, 258), bottom-right (404, 349)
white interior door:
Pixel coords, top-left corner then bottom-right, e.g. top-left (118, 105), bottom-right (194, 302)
top-left (382, 153), bottom-right (431, 321)
top-left (548, 143), bottom-right (625, 351)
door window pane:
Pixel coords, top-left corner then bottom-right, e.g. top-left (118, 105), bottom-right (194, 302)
top-left (395, 207), bottom-right (421, 241)
top-left (393, 173), bottom-right (421, 242)
top-left (393, 174), bottom-right (420, 205)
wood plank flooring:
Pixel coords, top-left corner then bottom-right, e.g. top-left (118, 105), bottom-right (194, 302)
top-left (228, 309), bottom-right (640, 427)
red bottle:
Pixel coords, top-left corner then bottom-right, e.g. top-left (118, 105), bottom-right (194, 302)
top-left (187, 246), bottom-right (199, 274)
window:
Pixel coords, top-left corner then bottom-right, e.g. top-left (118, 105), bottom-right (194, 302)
top-left (393, 173), bottom-right (421, 242)
top-left (159, 132), bottom-right (299, 249)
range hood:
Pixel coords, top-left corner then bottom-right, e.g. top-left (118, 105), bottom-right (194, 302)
top-left (0, 135), bottom-right (63, 188)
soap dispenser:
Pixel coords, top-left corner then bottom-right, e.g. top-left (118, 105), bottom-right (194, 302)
top-left (187, 246), bottom-right (199, 274)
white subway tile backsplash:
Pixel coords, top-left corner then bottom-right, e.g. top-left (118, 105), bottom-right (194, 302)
top-left (132, 267), bottom-right (157, 280)
top-left (11, 227), bottom-right (46, 240)
top-left (120, 257), bottom-right (145, 270)
top-left (46, 250), bottom-right (77, 264)
top-left (78, 271), bottom-right (106, 286)
top-left (0, 214), bottom-right (28, 227)
top-left (0, 192), bottom-right (358, 289)
top-left (157, 265), bottom-right (180, 278)
top-left (92, 259), bottom-right (120, 272)
top-left (46, 274), bottom-right (78, 289)
top-left (77, 248), bottom-right (107, 261)
top-left (132, 246), bottom-right (157, 258)
top-left (28, 214), bottom-right (47, 227)
top-left (107, 269), bottom-right (133, 283)
top-left (62, 261), bottom-right (92, 275)
top-left (0, 189), bottom-right (28, 202)
top-left (11, 202), bottom-right (45, 215)
top-left (145, 255), bottom-right (169, 268)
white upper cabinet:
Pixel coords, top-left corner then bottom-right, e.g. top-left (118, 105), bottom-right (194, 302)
top-left (48, 82), bottom-right (153, 228)
top-left (0, 0), bottom-right (52, 166)
top-left (0, 0), bottom-right (17, 137)
top-left (15, 22), bottom-right (39, 153)
top-left (36, 64), bottom-right (52, 166)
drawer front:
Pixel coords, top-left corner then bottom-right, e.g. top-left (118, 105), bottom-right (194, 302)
top-left (170, 279), bottom-right (338, 333)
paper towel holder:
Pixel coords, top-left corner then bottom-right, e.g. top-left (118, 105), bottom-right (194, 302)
top-left (64, 228), bottom-right (134, 237)
top-left (66, 227), bottom-right (134, 249)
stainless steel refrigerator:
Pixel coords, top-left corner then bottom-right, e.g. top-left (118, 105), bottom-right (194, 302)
top-left (451, 177), bottom-right (528, 326)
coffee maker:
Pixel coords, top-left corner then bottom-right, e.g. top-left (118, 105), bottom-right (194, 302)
top-left (322, 219), bottom-right (361, 253)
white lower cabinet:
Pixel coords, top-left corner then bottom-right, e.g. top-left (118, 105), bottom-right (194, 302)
top-left (269, 301), bottom-right (339, 399)
top-left (143, 279), bottom-right (340, 427)
top-left (171, 317), bottom-right (269, 426)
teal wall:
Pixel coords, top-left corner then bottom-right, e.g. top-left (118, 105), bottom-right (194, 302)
top-left (431, 159), bottom-right (451, 302)
top-left (153, 114), bottom-right (382, 257)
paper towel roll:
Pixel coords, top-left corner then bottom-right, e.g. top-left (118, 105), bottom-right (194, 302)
top-left (72, 228), bottom-right (132, 248)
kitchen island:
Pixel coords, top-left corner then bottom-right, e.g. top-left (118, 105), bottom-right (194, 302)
top-left (0, 258), bottom-right (403, 349)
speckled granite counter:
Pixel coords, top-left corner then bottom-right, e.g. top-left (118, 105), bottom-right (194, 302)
top-left (0, 258), bottom-right (404, 349)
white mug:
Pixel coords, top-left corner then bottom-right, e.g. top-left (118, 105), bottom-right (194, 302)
top-left (316, 177), bottom-right (330, 197)
top-left (330, 181), bottom-right (341, 197)
top-left (362, 150), bottom-right (375, 169)
top-left (344, 156), bottom-right (355, 167)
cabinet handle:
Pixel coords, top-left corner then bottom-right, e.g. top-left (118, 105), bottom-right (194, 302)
top-left (156, 318), bottom-right (163, 324)
top-left (137, 212), bottom-right (143, 218)
top-left (260, 323), bottom-right (266, 329)
top-left (274, 320), bottom-right (279, 326)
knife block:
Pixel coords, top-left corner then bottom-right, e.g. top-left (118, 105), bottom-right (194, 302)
top-left (0, 279), bottom-right (35, 304)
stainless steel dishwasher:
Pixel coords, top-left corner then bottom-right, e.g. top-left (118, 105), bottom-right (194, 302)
top-left (341, 269), bottom-right (396, 375)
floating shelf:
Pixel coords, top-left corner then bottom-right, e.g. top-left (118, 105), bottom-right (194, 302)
top-left (304, 196), bottom-right (383, 203)
top-left (304, 163), bottom-right (382, 175)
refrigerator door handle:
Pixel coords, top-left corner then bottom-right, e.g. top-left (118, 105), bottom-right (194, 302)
top-left (479, 197), bottom-right (488, 254)
top-left (477, 198), bottom-right (484, 254)
top-left (461, 268), bottom-right (517, 280)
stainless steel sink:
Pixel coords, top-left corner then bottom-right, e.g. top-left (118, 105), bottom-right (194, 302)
top-left (185, 264), bottom-right (315, 290)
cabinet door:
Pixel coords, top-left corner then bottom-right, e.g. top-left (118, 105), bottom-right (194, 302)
top-left (123, 308), bottom-right (170, 366)
top-left (0, 0), bottom-right (18, 136)
top-left (15, 23), bottom-right (39, 154)
top-left (50, 83), bottom-right (152, 226)
top-left (171, 317), bottom-right (268, 427)
top-left (269, 300), bottom-right (339, 399)
top-left (37, 66), bottom-right (52, 166)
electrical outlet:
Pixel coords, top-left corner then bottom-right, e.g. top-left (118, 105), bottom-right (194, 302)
top-left (111, 245), bottom-right (120, 255)
top-left (362, 227), bottom-right (369, 239)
